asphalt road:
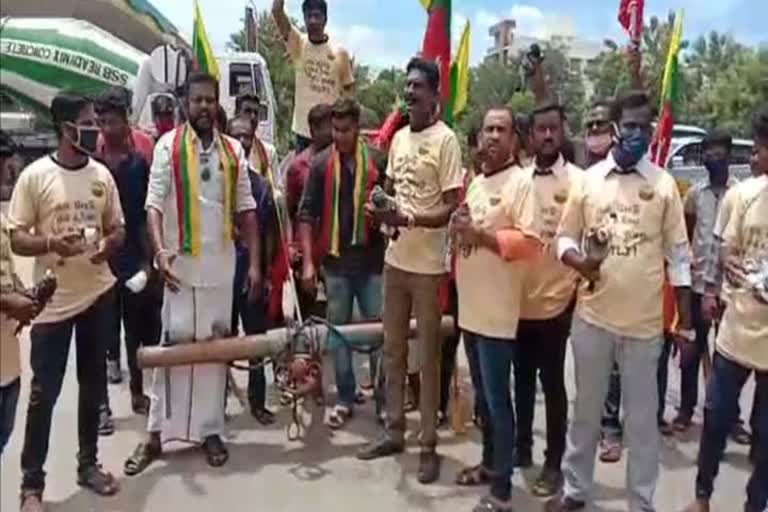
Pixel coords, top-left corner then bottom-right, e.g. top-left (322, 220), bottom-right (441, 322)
top-left (0, 254), bottom-right (755, 512)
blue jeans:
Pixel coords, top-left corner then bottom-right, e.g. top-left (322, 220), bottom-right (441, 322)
top-left (463, 331), bottom-right (517, 501)
top-left (696, 352), bottom-right (767, 511)
top-left (325, 272), bottom-right (382, 408)
top-left (0, 377), bottom-right (21, 455)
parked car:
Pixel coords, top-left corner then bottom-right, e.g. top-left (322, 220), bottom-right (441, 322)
top-left (666, 137), bottom-right (754, 196)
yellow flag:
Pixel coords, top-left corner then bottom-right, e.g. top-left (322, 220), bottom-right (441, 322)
top-left (452, 20), bottom-right (471, 116)
top-left (420, 0), bottom-right (432, 10)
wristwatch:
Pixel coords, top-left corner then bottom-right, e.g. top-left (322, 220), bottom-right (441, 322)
top-left (676, 328), bottom-right (696, 342)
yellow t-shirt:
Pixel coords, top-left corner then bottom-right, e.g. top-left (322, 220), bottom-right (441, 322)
top-left (385, 121), bottom-right (464, 275)
top-left (711, 179), bottom-right (752, 302)
top-left (287, 26), bottom-right (354, 138)
top-left (7, 156), bottom-right (124, 323)
top-left (521, 157), bottom-right (583, 320)
top-left (456, 165), bottom-right (538, 338)
top-left (0, 212), bottom-right (21, 386)
top-left (716, 175), bottom-right (768, 370)
top-left (557, 154), bottom-right (689, 339)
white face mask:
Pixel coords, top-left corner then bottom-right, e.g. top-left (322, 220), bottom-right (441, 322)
top-left (585, 132), bottom-right (613, 157)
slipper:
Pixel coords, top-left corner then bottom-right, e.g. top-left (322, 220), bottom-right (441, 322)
top-left (252, 407), bottom-right (277, 426)
top-left (456, 465), bottom-right (492, 486)
top-left (77, 465), bottom-right (119, 496)
top-left (124, 442), bottom-right (161, 476)
top-left (328, 405), bottom-right (353, 430)
top-left (202, 436), bottom-right (229, 467)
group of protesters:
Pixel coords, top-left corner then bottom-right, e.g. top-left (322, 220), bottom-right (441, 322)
top-left (0, 0), bottom-right (765, 512)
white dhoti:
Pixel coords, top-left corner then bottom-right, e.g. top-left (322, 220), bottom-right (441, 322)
top-left (147, 284), bottom-right (233, 443)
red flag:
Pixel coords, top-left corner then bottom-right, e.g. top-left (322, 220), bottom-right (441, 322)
top-left (618, 0), bottom-right (644, 47)
top-left (421, 0), bottom-right (452, 103)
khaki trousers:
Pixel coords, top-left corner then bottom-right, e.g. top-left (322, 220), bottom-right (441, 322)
top-left (383, 264), bottom-right (444, 449)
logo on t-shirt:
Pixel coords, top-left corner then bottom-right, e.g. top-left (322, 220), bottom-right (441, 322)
top-left (91, 181), bottom-right (106, 198)
top-left (638, 185), bottom-right (654, 202)
top-left (554, 190), bottom-right (568, 204)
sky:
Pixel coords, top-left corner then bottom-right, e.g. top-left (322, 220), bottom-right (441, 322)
top-left (154, 0), bottom-right (766, 70)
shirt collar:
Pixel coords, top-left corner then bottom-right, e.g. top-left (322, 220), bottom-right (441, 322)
top-left (599, 152), bottom-right (654, 180)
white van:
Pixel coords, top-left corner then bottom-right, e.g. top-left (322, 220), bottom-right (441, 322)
top-left (666, 137), bottom-right (754, 196)
top-left (217, 53), bottom-right (277, 146)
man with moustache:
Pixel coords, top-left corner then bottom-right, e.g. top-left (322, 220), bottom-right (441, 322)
top-left (357, 57), bottom-right (463, 485)
top-left (513, 102), bottom-right (583, 497)
top-left (452, 106), bottom-right (541, 511)
top-left (123, 72), bottom-right (261, 475)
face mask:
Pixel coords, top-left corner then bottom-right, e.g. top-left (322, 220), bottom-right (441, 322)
top-left (585, 132), bottom-right (613, 157)
top-left (704, 157), bottom-right (729, 182)
top-left (66, 123), bottom-right (100, 155)
top-left (613, 126), bottom-right (650, 169)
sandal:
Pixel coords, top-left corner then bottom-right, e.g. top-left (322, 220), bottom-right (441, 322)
top-left (124, 442), bottom-right (161, 476)
top-left (730, 423), bottom-right (752, 445)
top-left (473, 495), bottom-right (513, 512)
top-left (456, 465), bottom-right (492, 486)
top-left (77, 465), bottom-right (119, 496)
top-left (328, 405), bottom-right (353, 430)
top-left (599, 438), bottom-right (622, 464)
top-left (131, 394), bottom-right (150, 416)
top-left (252, 407), bottom-right (276, 426)
top-left (202, 435), bottom-right (229, 467)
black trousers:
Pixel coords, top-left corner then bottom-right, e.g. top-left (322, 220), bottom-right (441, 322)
top-left (513, 306), bottom-right (572, 470)
top-left (21, 289), bottom-right (113, 492)
top-left (105, 279), bottom-right (163, 404)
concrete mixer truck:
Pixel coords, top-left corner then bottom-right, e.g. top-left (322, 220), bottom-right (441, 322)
top-left (0, 0), bottom-right (277, 165)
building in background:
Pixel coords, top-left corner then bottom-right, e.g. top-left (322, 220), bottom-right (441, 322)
top-left (486, 18), bottom-right (603, 97)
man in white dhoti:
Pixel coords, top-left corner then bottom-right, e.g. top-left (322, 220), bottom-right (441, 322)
top-left (124, 72), bottom-right (261, 474)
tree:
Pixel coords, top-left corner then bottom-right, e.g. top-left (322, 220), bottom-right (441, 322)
top-left (357, 67), bottom-right (405, 126)
top-left (229, 10), bottom-right (296, 155)
top-left (687, 47), bottom-right (768, 136)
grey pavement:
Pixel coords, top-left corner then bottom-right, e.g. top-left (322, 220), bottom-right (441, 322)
top-left (0, 255), bottom-right (755, 512)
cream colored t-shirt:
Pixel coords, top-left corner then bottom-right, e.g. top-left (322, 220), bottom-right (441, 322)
top-left (456, 165), bottom-right (538, 339)
top-left (716, 175), bottom-right (768, 370)
top-left (557, 154), bottom-right (689, 339)
top-left (7, 156), bottom-right (124, 323)
top-left (709, 179), bottom-right (752, 301)
top-left (287, 26), bottom-right (354, 138)
top-left (521, 156), bottom-right (583, 320)
top-left (385, 122), bottom-right (464, 275)
top-left (0, 212), bottom-right (21, 386)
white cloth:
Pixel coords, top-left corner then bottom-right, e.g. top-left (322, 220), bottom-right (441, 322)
top-left (145, 127), bottom-right (256, 288)
top-left (147, 284), bottom-right (233, 442)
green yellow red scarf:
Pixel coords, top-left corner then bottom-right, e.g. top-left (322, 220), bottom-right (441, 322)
top-left (171, 124), bottom-right (239, 256)
top-left (320, 141), bottom-right (378, 258)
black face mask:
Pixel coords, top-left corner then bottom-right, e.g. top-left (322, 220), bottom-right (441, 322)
top-left (66, 123), bottom-right (100, 155)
